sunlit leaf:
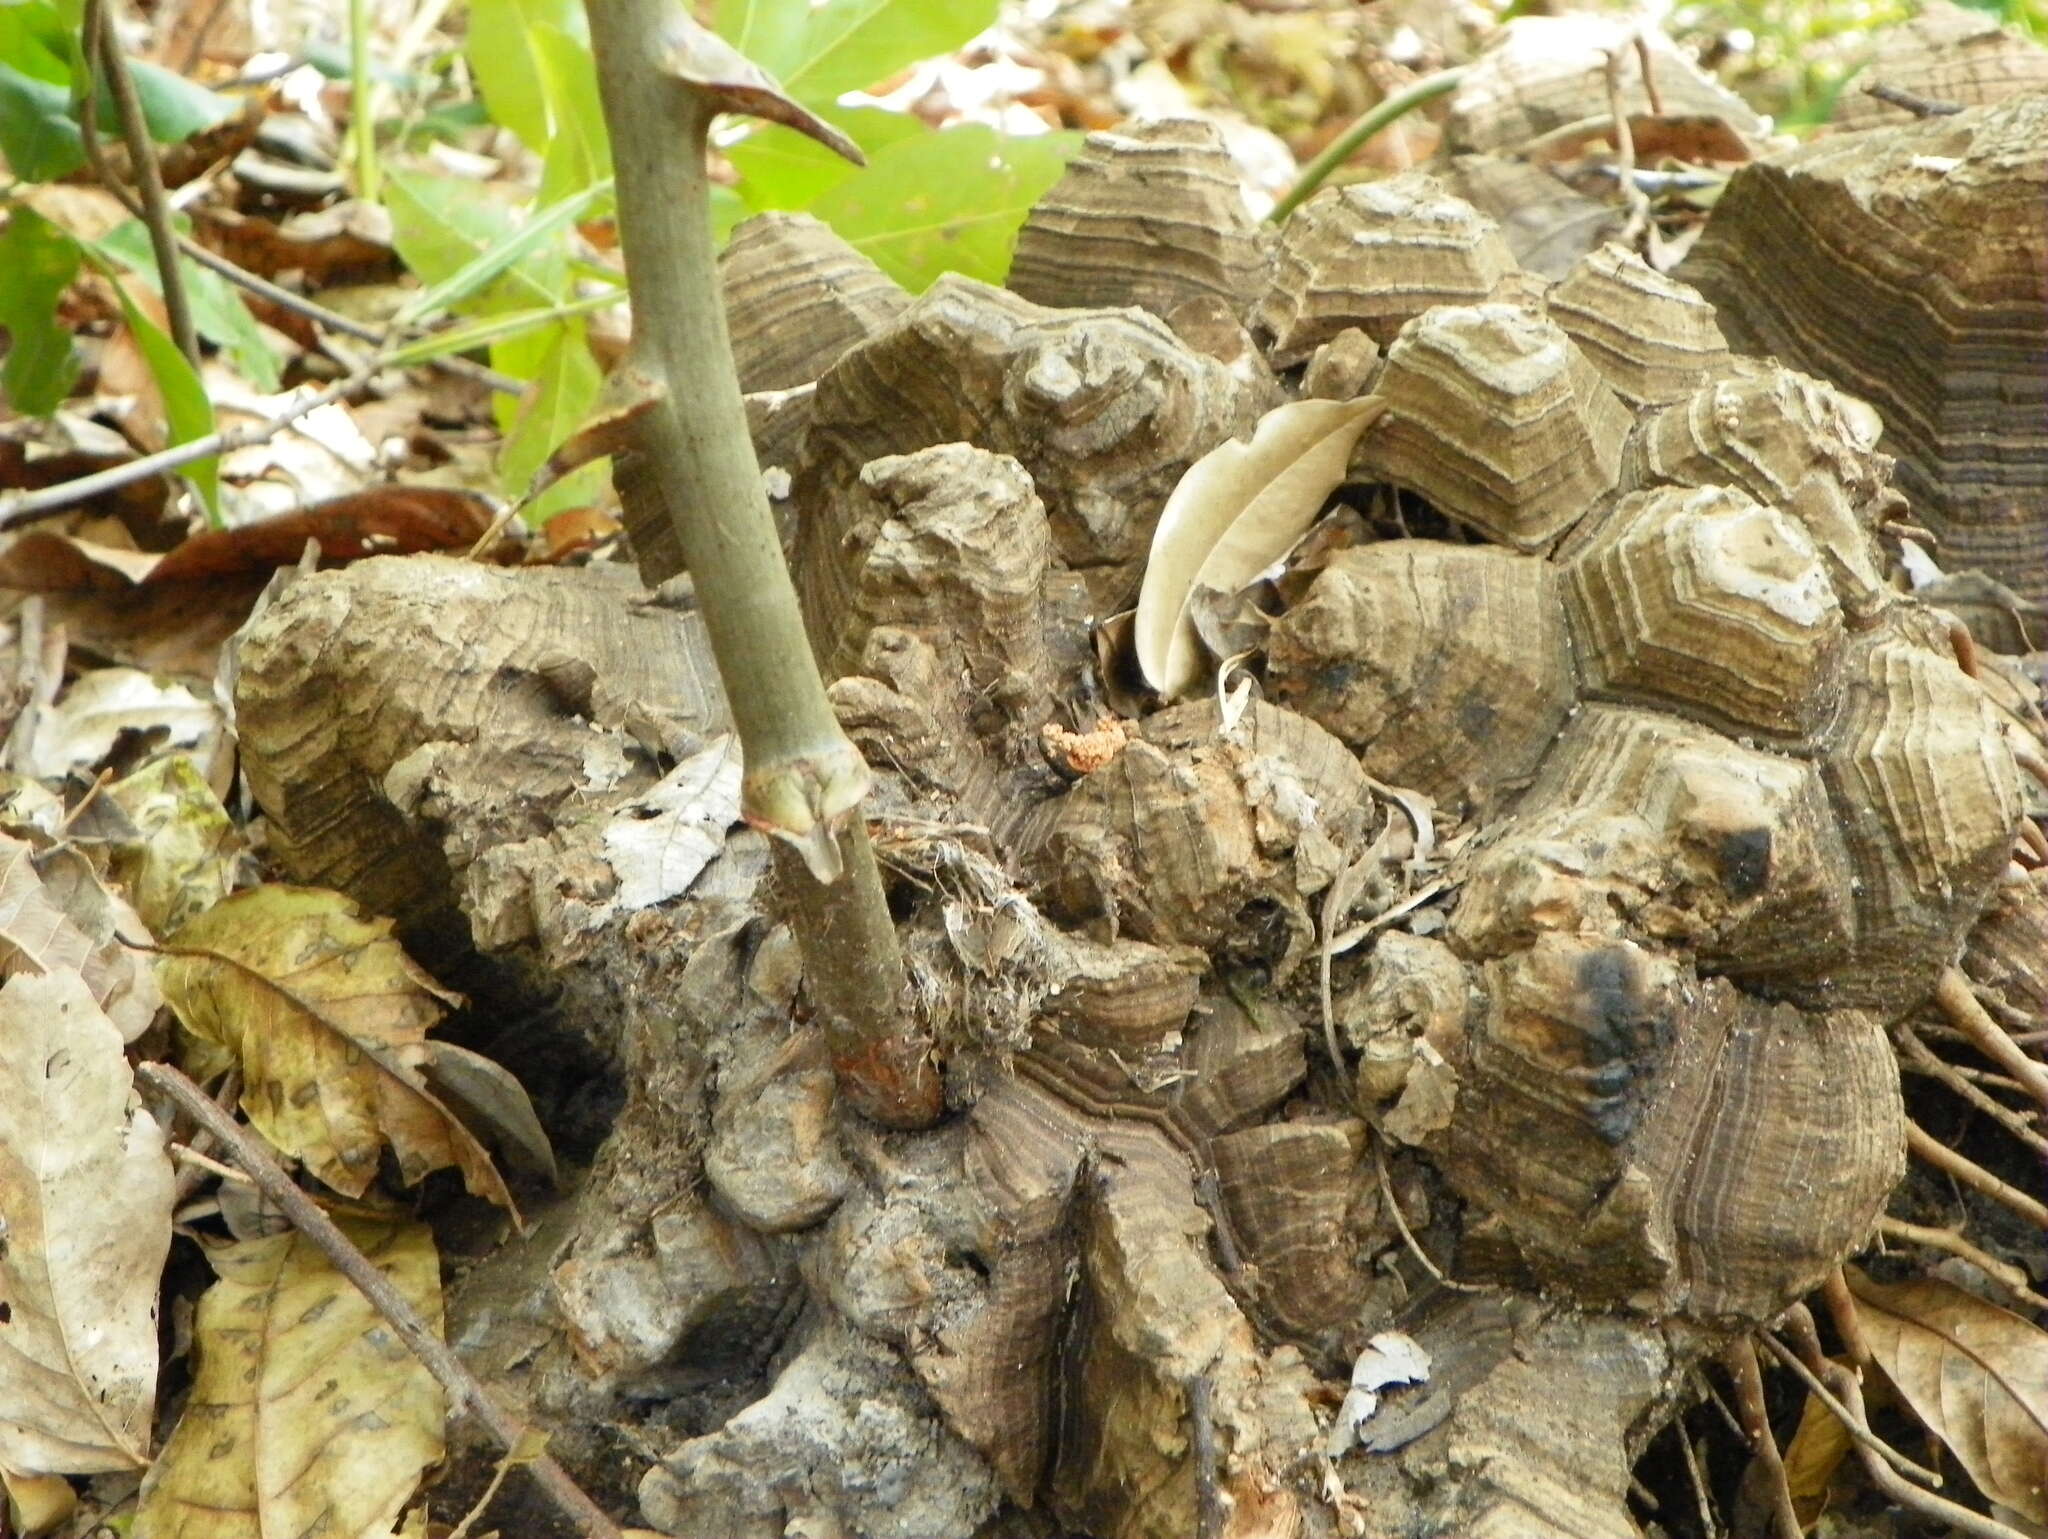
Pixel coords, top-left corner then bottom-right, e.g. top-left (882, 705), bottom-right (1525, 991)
top-left (397, 177), bottom-right (609, 324)
top-left (104, 753), bottom-right (239, 936)
top-left (133, 1218), bottom-right (444, 1538)
top-left (777, 0), bottom-right (1000, 103)
top-left (383, 168), bottom-right (567, 318)
top-left (1780, 1377), bottom-right (1854, 1529)
top-left (728, 103), bottom-right (926, 213)
top-left (498, 316), bottom-right (601, 500)
top-left (156, 886), bottom-right (514, 1212)
top-left (714, 0), bottom-right (810, 82)
top-left (532, 22), bottom-right (611, 206)
top-left (1136, 397), bottom-right (1387, 698)
top-left (807, 123), bottom-right (1080, 291)
top-left (464, 0), bottom-right (584, 149)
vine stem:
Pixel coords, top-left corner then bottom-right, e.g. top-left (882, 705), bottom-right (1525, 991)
top-left (1268, 68), bottom-right (1466, 224)
top-left (583, 0), bottom-right (940, 1127)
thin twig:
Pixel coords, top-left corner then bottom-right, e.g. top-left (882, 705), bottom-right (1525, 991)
top-left (1819, 1359), bottom-right (2032, 1539)
top-left (1862, 80), bottom-right (1963, 117)
top-left (168, 1141), bottom-right (252, 1185)
top-left (0, 355), bottom-right (379, 527)
top-left (1631, 31), bottom-right (1663, 115)
top-left (1906, 1118), bottom-right (2048, 1228)
top-left (135, 1062), bottom-right (625, 1539)
top-left (1678, 1418), bottom-right (1721, 1539)
top-left (82, 0), bottom-right (200, 364)
top-left (1268, 68), bottom-right (1466, 223)
top-left (1189, 1375), bottom-right (1224, 1539)
top-left (1719, 1336), bottom-right (1801, 1539)
top-left (1603, 41), bottom-right (1651, 247)
top-left (1932, 965), bottom-right (2048, 1113)
top-left (1893, 1025), bottom-right (2048, 1159)
top-left (1879, 1217), bottom-right (2048, 1312)
top-left (1755, 1330), bottom-right (1942, 1487)
top-left (1371, 1134), bottom-right (1488, 1292)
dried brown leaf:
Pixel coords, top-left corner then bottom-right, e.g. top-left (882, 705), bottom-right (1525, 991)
top-left (1135, 396), bottom-right (1385, 699)
top-left (132, 1217), bottom-right (446, 1538)
top-left (1849, 1266), bottom-right (2048, 1523)
top-left (0, 834), bottom-right (161, 1042)
top-left (156, 886), bottom-right (515, 1214)
top-left (0, 971), bottom-right (172, 1474)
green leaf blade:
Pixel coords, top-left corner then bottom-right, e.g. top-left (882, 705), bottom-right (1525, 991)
top-left (806, 124), bottom-right (1080, 290)
top-left (106, 275), bottom-right (219, 524)
top-left (0, 208), bottom-right (83, 413)
top-left (383, 169), bottom-right (570, 321)
top-left (780, 0), bottom-right (999, 103)
top-left (94, 221), bottom-right (281, 392)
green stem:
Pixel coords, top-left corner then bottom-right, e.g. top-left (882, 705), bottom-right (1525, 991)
top-left (583, 0), bottom-right (940, 1129)
top-left (82, 0), bottom-right (200, 365)
top-left (349, 0), bottom-right (378, 202)
top-left (1268, 67), bottom-right (1467, 224)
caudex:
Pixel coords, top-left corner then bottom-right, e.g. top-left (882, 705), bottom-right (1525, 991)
top-left (572, 0), bottom-right (940, 1127)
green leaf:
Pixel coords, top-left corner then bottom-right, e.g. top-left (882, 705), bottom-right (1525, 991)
top-left (383, 169), bottom-right (569, 319)
top-left (379, 291), bottom-right (618, 368)
top-left (126, 59), bottom-right (231, 143)
top-left (710, 182), bottom-right (749, 244)
top-left (531, 23), bottom-right (611, 206)
top-left (105, 273), bottom-right (219, 523)
top-left (497, 317), bottom-right (600, 495)
top-left (714, 0), bottom-right (811, 83)
top-left (779, 0), bottom-right (999, 103)
top-left (0, 2), bottom-right (73, 86)
top-left (396, 176), bottom-right (610, 324)
top-left (728, 103), bottom-right (925, 212)
top-left (94, 220), bottom-right (280, 391)
top-left (465, 0), bottom-right (584, 149)
top-left (807, 125), bottom-right (1080, 291)
top-left (0, 62), bottom-right (84, 180)
top-left (525, 457), bottom-right (610, 526)
top-left (0, 208), bottom-right (83, 414)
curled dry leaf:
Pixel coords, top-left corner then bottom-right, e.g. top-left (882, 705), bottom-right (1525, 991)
top-left (1848, 1266), bottom-right (2048, 1524)
top-left (1135, 396), bottom-right (1386, 699)
top-left (103, 754), bottom-right (240, 938)
top-left (422, 1041), bottom-right (558, 1187)
top-left (132, 1218), bottom-right (446, 1539)
top-left (0, 834), bottom-right (161, 1043)
top-left (155, 886), bottom-right (516, 1214)
top-left (0, 971), bottom-right (172, 1475)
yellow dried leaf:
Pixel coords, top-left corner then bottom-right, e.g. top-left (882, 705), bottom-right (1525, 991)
top-left (156, 886), bottom-right (514, 1213)
top-left (1135, 395), bottom-right (1386, 699)
top-left (104, 754), bottom-right (240, 936)
top-left (1780, 1378), bottom-right (1853, 1529)
top-left (1849, 1266), bottom-right (2048, 1524)
top-left (0, 835), bottom-right (161, 1042)
top-left (133, 1218), bottom-right (447, 1539)
top-left (0, 972), bottom-right (171, 1474)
